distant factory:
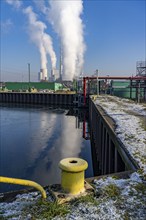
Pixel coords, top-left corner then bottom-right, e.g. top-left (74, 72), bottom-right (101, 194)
top-left (38, 68), bottom-right (48, 81)
top-left (38, 68), bottom-right (61, 82)
top-left (50, 69), bottom-right (60, 82)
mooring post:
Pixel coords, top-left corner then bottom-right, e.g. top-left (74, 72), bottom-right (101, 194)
top-left (59, 158), bottom-right (88, 195)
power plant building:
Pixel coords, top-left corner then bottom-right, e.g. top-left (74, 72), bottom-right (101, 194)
top-left (39, 68), bottom-right (48, 81)
top-left (51, 69), bottom-right (60, 81)
top-left (3, 82), bottom-right (63, 92)
top-left (38, 68), bottom-right (61, 82)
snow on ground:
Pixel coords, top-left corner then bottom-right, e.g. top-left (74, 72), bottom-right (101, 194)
top-left (0, 173), bottom-right (145, 219)
top-left (92, 172), bottom-right (146, 220)
top-left (95, 95), bottom-right (146, 175)
top-left (0, 189), bottom-right (53, 219)
top-left (0, 192), bottom-right (40, 218)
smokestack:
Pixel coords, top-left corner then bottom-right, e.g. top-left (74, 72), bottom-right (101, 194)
top-left (59, 44), bottom-right (63, 82)
top-left (39, 68), bottom-right (48, 81)
top-left (50, 68), bottom-right (60, 82)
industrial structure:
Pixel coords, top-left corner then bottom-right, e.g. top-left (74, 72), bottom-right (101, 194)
top-left (38, 68), bottom-right (48, 81)
top-left (38, 68), bottom-right (61, 82)
top-left (2, 82), bottom-right (63, 92)
top-left (1, 60), bottom-right (146, 103)
top-left (50, 69), bottom-right (60, 82)
top-left (136, 61), bottom-right (146, 76)
top-left (82, 76), bottom-right (146, 105)
top-left (134, 61), bottom-right (146, 102)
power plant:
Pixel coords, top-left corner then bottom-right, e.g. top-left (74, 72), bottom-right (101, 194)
top-left (38, 68), bottom-right (61, 82)
top-left (39, 68), bottom-right (48, 81)
top-left (51, 69), bottom-right (60, 82)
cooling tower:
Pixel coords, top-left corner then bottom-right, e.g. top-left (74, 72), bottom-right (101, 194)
top-left (51, 68), bottom-right (60, 81)
top-left (39, 68), bottom-right (48, 81)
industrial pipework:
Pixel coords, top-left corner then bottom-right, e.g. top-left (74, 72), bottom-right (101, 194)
top-left (83, 76), bottom-right (146, 106)
top-left (0, 176), bottom-right (46, 199)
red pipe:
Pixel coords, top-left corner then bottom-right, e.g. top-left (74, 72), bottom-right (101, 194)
top-left (83, 77), bottom-right (86, 106)
top-left (83, 76), bottom-right (146, 80)
top-left (83, 115), bottom-right (86, 139)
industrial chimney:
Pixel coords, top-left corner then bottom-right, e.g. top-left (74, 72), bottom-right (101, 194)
top-left (39, 68), bottom-right (48, 81)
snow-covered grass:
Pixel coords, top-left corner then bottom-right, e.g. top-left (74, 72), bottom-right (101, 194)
top-left (95, 95), bottom-right (146, 175)
top-left (93, 172), bottom-right (146, 220)
top-left (0, 189), bottom-right (54, 219)
top-left (0, 173), bottom-right (146, 219)
top-left (0, 192), bottom-right (40, 219)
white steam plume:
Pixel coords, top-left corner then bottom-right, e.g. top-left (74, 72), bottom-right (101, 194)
top-left (23, 6), bottom-right (57, 71)
top-left (33, 0), bottom-right (47, 14)
top-left (49, 0), bottom-right (86, 81)
top-left (5, 0), bottom-right (22, 9)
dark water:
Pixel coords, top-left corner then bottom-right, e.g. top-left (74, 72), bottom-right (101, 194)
top-left (0, 104), bottom-right (93, 193)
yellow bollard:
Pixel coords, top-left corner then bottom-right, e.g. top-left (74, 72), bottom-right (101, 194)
top-left (59, 158), bottom-right (88, 195)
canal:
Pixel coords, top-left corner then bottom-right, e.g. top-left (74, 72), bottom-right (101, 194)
top-left (0, 104), bottom-right (93, 193)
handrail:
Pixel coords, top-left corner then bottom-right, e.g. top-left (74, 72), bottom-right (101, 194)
top-left (0, 176), bottom-right (46, 199)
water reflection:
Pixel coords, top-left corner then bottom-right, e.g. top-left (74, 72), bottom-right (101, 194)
top-left (0, 104), bottom-right (93, 193)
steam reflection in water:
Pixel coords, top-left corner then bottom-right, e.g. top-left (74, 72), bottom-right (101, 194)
top-left (0, 105), bottom-right (93, 193)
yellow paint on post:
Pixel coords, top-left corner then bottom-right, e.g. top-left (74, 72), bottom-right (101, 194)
top-left (59, 158), bottom-right (88, 195)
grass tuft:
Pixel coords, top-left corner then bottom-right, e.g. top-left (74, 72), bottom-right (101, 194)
top-left (133, 183), bottom-right (146, 194)
top-left (71, 194), bottom-right (99, 206)
top-left (22, 199), bottom-right (70, 219)
top-left (41, 201), bottom-right (69, 219)
top-left (102, 184), bottom-right (120, 198)
top-left (123, 211), bottom-right (130, 220)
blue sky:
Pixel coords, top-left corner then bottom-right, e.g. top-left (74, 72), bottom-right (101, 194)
top-left (0, 0), bottom-right (145, 81)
